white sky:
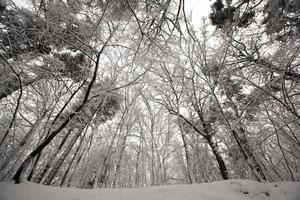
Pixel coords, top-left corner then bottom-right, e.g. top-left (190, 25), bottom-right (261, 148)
top-left (185, 0), bottom-right (212, 26)
top-left (13, 0), bottom-right (212, 26)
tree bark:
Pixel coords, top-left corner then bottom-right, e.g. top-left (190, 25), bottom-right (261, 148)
top-left (0, 114), bottom-right (44, 174)
top-left (178, 123), bottom-right (194, 184)
top-left (112, 133), bottom-right (128, 188)
top-left (59, 129), bottom-right (87, 187)
top-left (231, 129), bottom-right (267, 181)
top-left (43, 129), bottom-right (82, 185)
top-left (13, 51), bottom-right (102, 184)
top-left (27, 152), bottom-right (41, 181)
top-left (34, 130), bottom-right (72, 183)
top-left (205, 134), bottom-right (229, 180)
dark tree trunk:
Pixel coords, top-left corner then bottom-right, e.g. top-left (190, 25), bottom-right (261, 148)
top-left (27, 153), bottom-right (41, 181)
top-left (60, 129), bottom-right (87, 187)
top-left (67, 133), bottom-right (93, 187)
top-left (0, 114), bottom-right (44, 173)
top-left (13, 52), bottom-right (101, 184)
top-left (231, 129), bottom-right (267, 181)
top-left (13, 107), bottom-right (82, 183)
top-left (225, 92), bottom-right (268, 181)
top-left (238, 127), bottom-right (267, 181)
top-left (34, 130), bottom-right (72, 183)
top-left (43, 130), bottom-right (82, 185)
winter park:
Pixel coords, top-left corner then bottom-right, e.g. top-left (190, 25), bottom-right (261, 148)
top-left (0, 0), bottom-right (300, 199)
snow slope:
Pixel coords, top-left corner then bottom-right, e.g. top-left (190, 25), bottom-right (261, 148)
top-left (0, 179), bottom-right (299, 200)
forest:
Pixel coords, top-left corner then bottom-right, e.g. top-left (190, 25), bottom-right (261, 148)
top-left (0, 0), bottom-right (299, 191)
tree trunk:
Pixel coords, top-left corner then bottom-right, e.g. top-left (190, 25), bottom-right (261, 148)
top-left (13, 52), bottom-right (101, 184)
top-left (238, 127), bottom-right (267, 181)
top-left (134, 140), bottom-right (142, 186)
top-left (0, 115), bottom-right (44, 174)
top-left (59, 129), bottom-right (87, 187)
top-left (67, 132), bottom-right (93, 187)
top-left (112, 134), bottom-right (128, 187)
top-left (27, 152), bottom-right (41, 181)
top-left (34, 130), bottom-right (72, 183)
top-left (205, 134), bottom-right (229, 180)
top-left (179, 123), bottom-right (194, 183)
top-left (13, 109), bottom-right (80, 183)
top-left (43, 129), bottom-right (82, 185)
top-left (92, 122), bottom-right (119, 188)
top-left (231, 129), bottom-right (267, 181)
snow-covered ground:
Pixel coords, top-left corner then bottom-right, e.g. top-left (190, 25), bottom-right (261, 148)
top-left (0, 179), bottom-right (299, 200)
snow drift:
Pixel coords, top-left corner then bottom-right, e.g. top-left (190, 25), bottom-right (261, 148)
top-left (0, 179), bottom-right (299, 200)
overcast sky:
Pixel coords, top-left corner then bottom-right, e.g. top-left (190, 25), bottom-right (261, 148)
top-left (185, 0), bottom-right (211, 26)
top-left (13, 0), bottom-right (212, 25)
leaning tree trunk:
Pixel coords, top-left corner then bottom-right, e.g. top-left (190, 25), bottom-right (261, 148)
top-left (238, 127), bottom-right (267, 181)
top-left (34, 130), bottom-right (72, 183)
top-left (59, 129), bottom-right (87, 187)
top-left (12, 50), bottom-right (102, 184)
top-left (92, 147), bottom-right (113, 188)
top-left (230, 128), bottom-right (267, 181)
top-left (13, 99), bottom-right (86, 183)
top-left (28, 116), bottom-right (57, 182)
top-left (92, 120), bottom-right (119, 189)
top-left (27, 152), bottom-right (41, 181)
top-left (43, 128), bottom-right (84, 185)
top-left (224, 91), bottom-right (268, 181)
top-left (231, 129), bottom-right (267, 181)
top-left (204, 134), bottom-right (229, 180)
top-left (0, 114), bottom-right (44, 175)
top-left (67, 130), bottom-right (94, 187)
top-left (197, 112), bottom-right (230, 180)
top-left (12, 93), bottom-right (83, 183)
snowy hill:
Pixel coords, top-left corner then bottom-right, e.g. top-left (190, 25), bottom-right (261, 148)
top-left (0, 180), bottom-right (299, 200)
